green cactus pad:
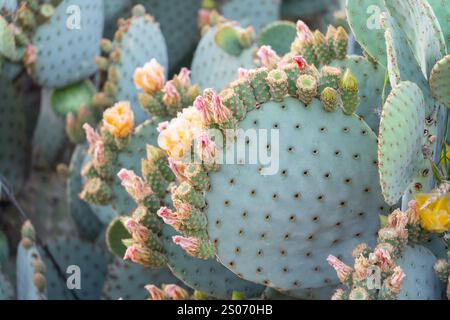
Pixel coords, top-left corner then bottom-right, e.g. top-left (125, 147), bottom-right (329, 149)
top-left (40, 236), bottom-right (110, 300)
top-left (51, 80), bottom-right (96, 116)
top-left (0, 270), bottom-right (14, 300)
top-left (31, 88), bottom-right (66, 169)
top-left (378, 81), bottom-right (425, 205)
top-left (214, 26), bottom-right (244, 56)
top-left (0, 15), bottom-right (16, 60)
top-left (384, 15), bottom-right (436, 116)
top-left (397, 245), bottom-right (444, 300)
top-left (161, 225), bottom-right (265, 299)
top-left (205, 97), bottom-right (386, 290)
top-left (192, 25), bottom-right (255, 91)
top-left (429, 54), bottom-right (450, 108)
top-left (142, 0), bottom-right (201, 70)
top-left (427, 0), bottom-right (450, 52)
top-left (384, 0), bottom-right (446, 80)
top-left (345, 0), bottom-right (387, 66)
top-left (67, 144), bottom-right (103, 241)
top-left (109, 11), bottom-right (168, 123)
top-left (0, 77), bottom-right (28, 195)
top-left (258, 21), bottom-right (296, 56)
top-left (106, 217), bottom-right (130, 258)
top-left (220, 0), bottom-right (281, 33)
top-left (331, 55), bottom-right (388, 133)
top-left (102, 258), bottom-right (187, 300)
top-left (31, 0), bottom-right (104, 88)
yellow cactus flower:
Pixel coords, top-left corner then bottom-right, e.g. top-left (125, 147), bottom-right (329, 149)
top-left (103, 101), bottom-right (134, 138)
top-left (415, 193), bottom-right (450, 233)
top-left (158, 118), bottom-right (197, 161)
top-left (134, 59), bottom-right (165, 95)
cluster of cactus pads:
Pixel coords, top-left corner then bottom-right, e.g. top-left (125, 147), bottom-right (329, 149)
top-left (0, 0), bottom-right (449, 301)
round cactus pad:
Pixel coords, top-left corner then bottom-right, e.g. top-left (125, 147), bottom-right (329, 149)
top-left (378, 81), bottom-right (425, 205)
top-left (205, 97), bottom-right (386, 290)
top-left (429, 54), bottom-right (450, 108)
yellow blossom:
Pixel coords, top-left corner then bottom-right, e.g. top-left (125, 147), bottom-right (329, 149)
top-left (416, 193), bottom-right (450, 233)
top-left (133, 59), bottom-right (165, 95)
top-left (103, 101), bottom-right (134, 138)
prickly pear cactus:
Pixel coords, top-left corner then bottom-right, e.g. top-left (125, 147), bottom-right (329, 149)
top-left (427, 0), bottom-right (450, 51)
top-left (155, 52), bottom-right (390, 292)
top-left (40, 236), bottom-right (110, 300)
top-left (429, 54), bottom-right (450, 108)
top-left (67, 144), bottom-right (103, 241)
top-left (0, 77), bottom-right (28, 195)
top-left (16, 221), bottom-right (47, 300)
top-left (29, 0), bottom-right (105, 88)
top-left (191, 23), bottom-right (256, 91)
top-left (94, 5), bottom-right (168, 123)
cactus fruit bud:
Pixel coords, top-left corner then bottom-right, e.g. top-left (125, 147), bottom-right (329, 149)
top-left (296, 20), bottom-right (314, 44)
top-left (334, 26), bottom-right (349, 60)
top-left (319, 66), bottom-right (342, 91)
top-left (123, 218), bottom-right (151, 244)
top-left (229, 78), bottom-right (258, 112)
top-left (313, 30), bottom-right (332, 65)
top-left (92, 92), bottom-right (114, 109)
top-left (21, 220), bottom-right (36, 242)
top-left (38, 4), bottom-right (54, 22)
top-left (202, 89), bottom-right (233, 125)
top-left (103, 101), bottom-right (135, 138)
top-left (173, 182), bottom-right (205, 209)
top-left (326, 25), bottom-right (337, 60)
top-left (434, 259), bottom-right (449, 282)
top-left (349, 287), bottom-right (370, 300)
top-left (138, 92), bottom-right (167, 117)
top-left (380, 266), bottom-right (405, 299)
top-left (320, 87), bottom-right (339, 112)
top-left (95, 56), bottom-right (109, 71)
top-left (296, 74), bottom-right (318, 106)
top-left (134, 59), bottom-right (166, 95)
top-left (293, 55), bottom-right (308, 73)
top-left (331, 289), bottom-right (348, 300)
top-left (220, 88), bottom-right (246, 121)
top-left (238, 27), bottom-right (255, 48)
top-left (184, 164), bottom-right (210, 191)
top-left (100, 39), bottom-right (113, 53)
top-left (164, 284), bottom-right (190, 300)
top-left (131, 4), bottom-right (146, 17)
top-left (123, 243), bottom-right (166, 267)
top-left (256, 45), bottom-right (280, 70)
top-left (80, 178), bottom-right (113, 205)
top-left (33, 273), bottom-right (46, 293)
top-left (339, 69), bottom-right (359, 115)
top-left (248, 68), bottom-right (271, 104)
top-left (145, 285), bottom-right (168, 300)
top-left (281, 62), bottom-right (301, 97)
top-left (163, 80), bottom-right (181, 109)
top-left (172, 235), bottom-right (215, 259)
top-left (267, 69), bottom-right (288, 102)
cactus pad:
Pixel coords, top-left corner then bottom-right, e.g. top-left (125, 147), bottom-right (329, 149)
top-left (378, 82), bottom-right (426, 205)
top-left (258, 21), bottom-right (296, 56)
top-left (0, 270), bottom-right (14, 300)
top-left (205, 97), bottom-right (386, 290)
top-left (31, 0), bottom-right (104, 88)
top-left (51, 80), bottom-right (96, 116)
top-left (427, 0), bottom-right (450, 52)
top-left (429, 54), bottom-right (450, 108)
top-left (41, 236), bottom-right (110, 300)
top-left (397, 245), bottom-right (444, 300)
top-left (191, 26), bottom-right (255, 91)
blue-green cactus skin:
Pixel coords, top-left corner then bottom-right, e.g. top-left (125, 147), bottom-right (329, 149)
top-left (204, 97), bottom-right (387, 290)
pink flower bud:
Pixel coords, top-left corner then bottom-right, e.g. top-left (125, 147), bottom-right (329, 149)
top-left (327, 255), bottom-right (353, 283)
top-left (117, 169), bottom-right (153, 203)
top-left (123, 244), bottom-right (152, 266)
top-left (256, 45), bottom-right (280, 69)
top-left (145, 285), bottom-right (168, 300)
top-left (386, 266), bottom-right (405, 293)
top-left (157, 121), bottom-right (169, 133)
top-left (238, 68), bottom-right (248, 79)
top-left (83, 123), bottom-right (101, 152)
top-left (196, 132), bottom-right (217, 164)
top-left (163, 284), bottom-right (190, 300)
top-left (293, 55), bottom-right (308, 72)
top-left (93, 140), bottom-right (107, 167)
top-left (212, 95), bottom-right (232, 124)
top-left (163, 80), bottom-right (181, 107)
top-left (194, 95), bottom-right (211, 124)
top-left (156, 207), bottom-right (180, 227)
top-left (176, 67), bottom-right (191, 88)
top-left (369, 247), bottom-right (393, 273)
top-left (296, 20), bottom-right (313, 43)
top-left (172, 235), bottom-right (200, 256)
top-left (124, 218), bottom-right (150, 243)
top-left (168, 157), bottom-right (187, 183)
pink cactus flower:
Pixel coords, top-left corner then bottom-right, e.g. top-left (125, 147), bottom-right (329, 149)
top-left (117, 169), bottom-right (153, 202)
top-left (211, 95), bottom-right (232, 124)
top-left (256, 45), bottom-right (280, 69)
top-left (176, 67), bottom-right (192, 88)
top-left (369, 247), bottom-right (394, 273)
top-left (198, 9), bottom-right (211, 27)
top-left (123, 218), bottom-right (150, 243)
top-left (83, 123), bottom-right (101, 152)
top-left (194, 95), bottom-right (212, 124)
top-left (296, 20), bottom-right (314, 43)
top-left (163, 80), bottom-right (181, 106)
top-left (172, 235), bottom-right (200, 256)
top-left (327, 255), bottom-right (353, 283)
top-left (145, 285), bottom-right (168, 300)
top-left (123, 244), bottom-right (151, 266)
top-left (238, 68), bottom-right (248, 79)
top-left (164, 284), bottom-right (190, 300)
top-left (387, 266), bottom-right (405, 293)
top-left (168, 157), bottom-right (187, 183)
top-left (93, 140), bottom-right (107, 167)
top-left (157, 121), bottom-right (169, 133)
top-left (156, 207), bottom-right (180, 228)
top-left (293, 56), bottom-right (308, 72)
top-left (196, 132), bottom-right (218, 164)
